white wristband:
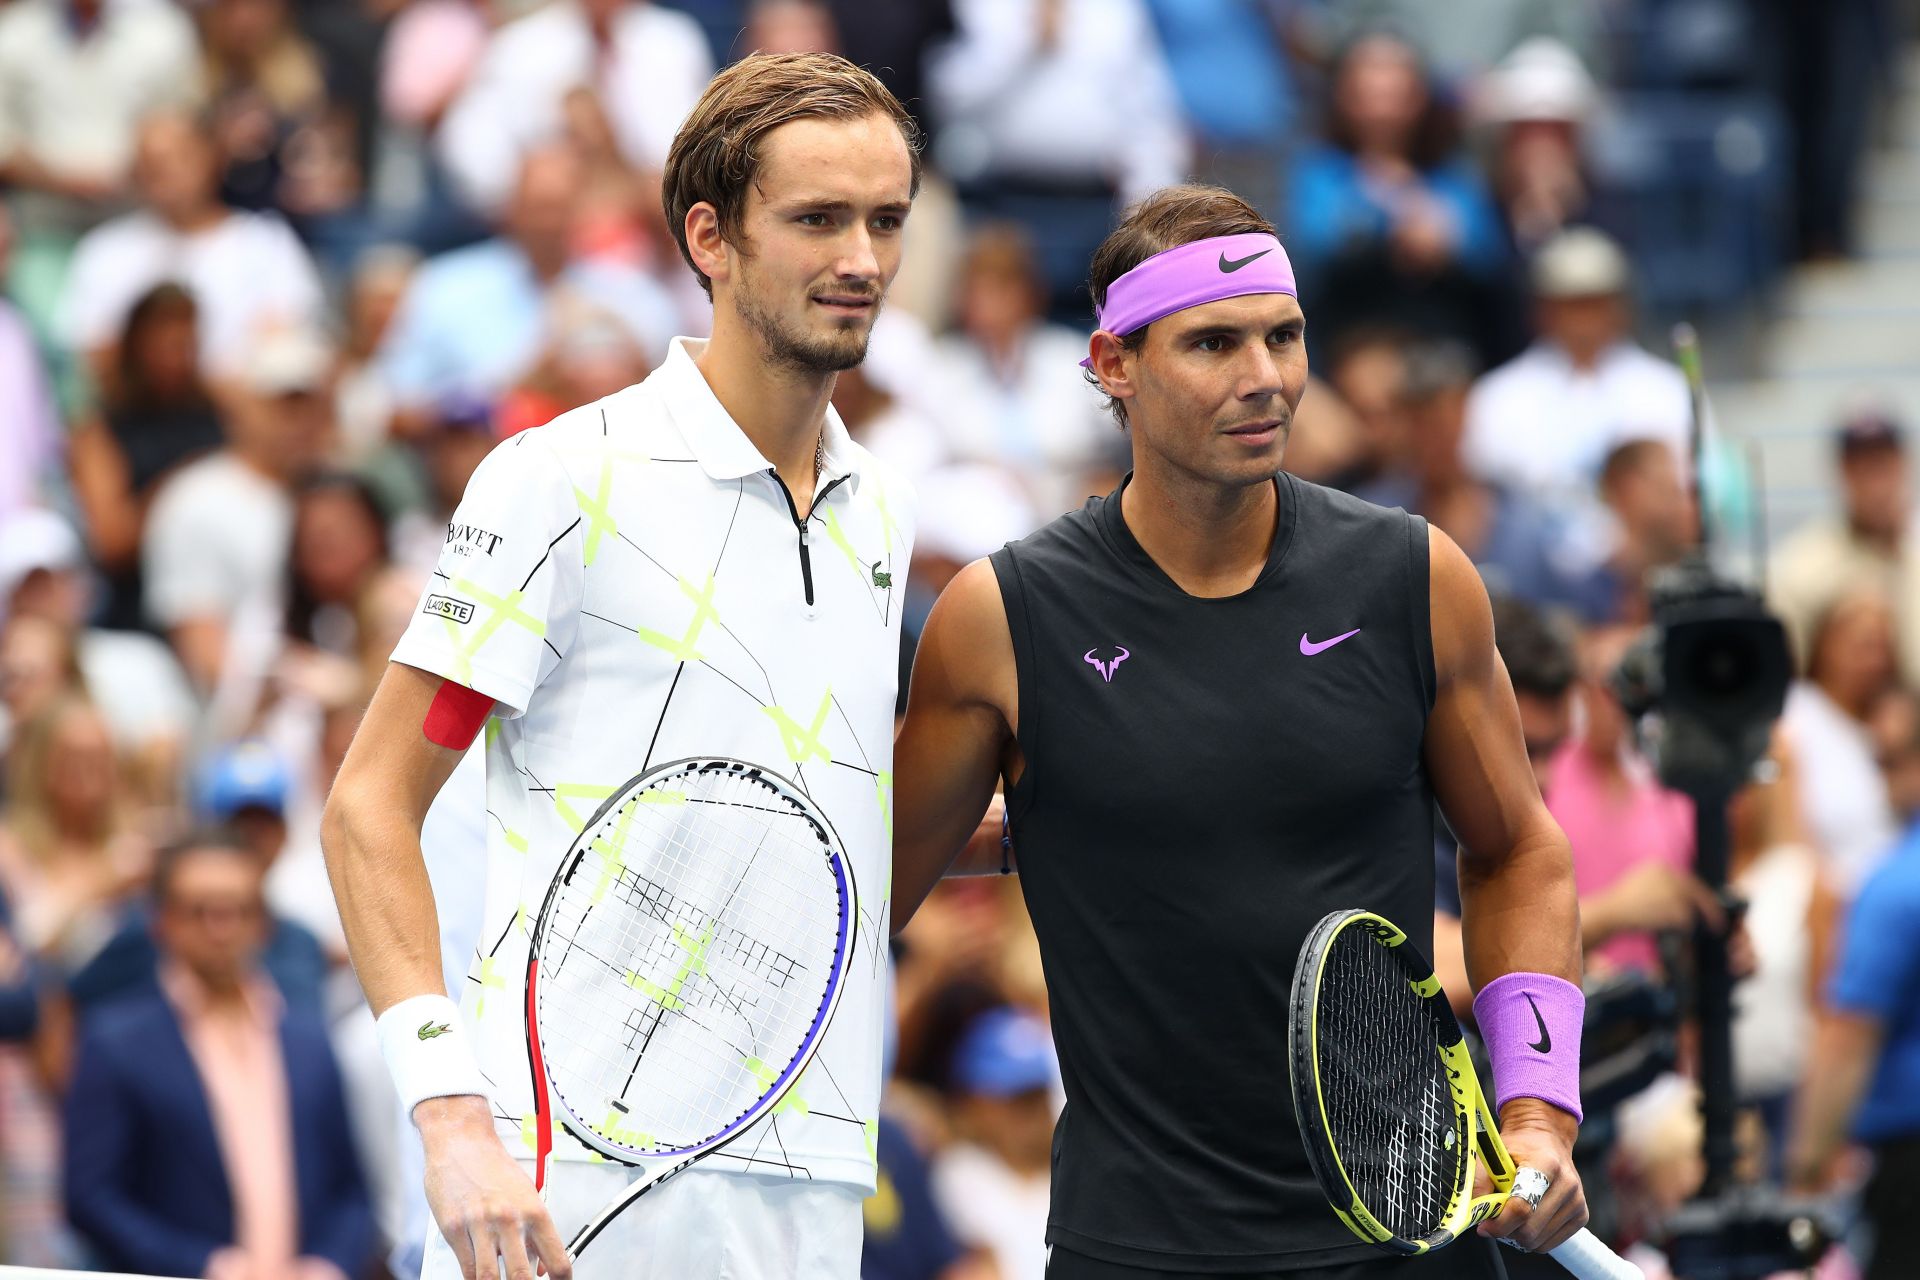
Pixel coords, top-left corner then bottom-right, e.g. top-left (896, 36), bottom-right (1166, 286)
top-left (375, 994), bottom-right (493, 1121)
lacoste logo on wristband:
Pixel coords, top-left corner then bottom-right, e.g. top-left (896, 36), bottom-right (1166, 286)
top-left (417, 1021), bottom-right (453, 1041)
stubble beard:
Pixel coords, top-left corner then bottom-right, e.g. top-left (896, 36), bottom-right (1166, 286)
top-left (735, 272), bottom-right (878, 375)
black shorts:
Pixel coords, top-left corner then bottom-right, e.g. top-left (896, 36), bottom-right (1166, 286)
top-left (1045, 1239), bottom-right (1510, 1280)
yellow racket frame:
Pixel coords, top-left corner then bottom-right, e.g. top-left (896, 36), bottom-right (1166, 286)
top-left (1289, 909), bottom-right (1519, 1254)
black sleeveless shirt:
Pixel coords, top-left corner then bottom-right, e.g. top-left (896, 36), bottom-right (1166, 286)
top-left (989, 473), bottom-right (1438, 1272)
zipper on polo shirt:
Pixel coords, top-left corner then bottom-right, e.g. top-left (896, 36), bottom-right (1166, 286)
top-left (771, 470), bottom-right (849, 607)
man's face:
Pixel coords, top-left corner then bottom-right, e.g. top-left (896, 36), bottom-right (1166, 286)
top-left (229, 806), bottom-right (289, 865)
top-left (1537, 293), bottom-right (1626, 356)
top-left (157, 849), bottom-right (268, 989)
top-left (717, 113), bottom-right (914, 375)
top-left (507, 147), bottom-right (585, 266)
top-left (8, 566), bottom-right (88, 628)
top-left (1841, 445), bottom-right (1908, 540)
top-left (0, 615), bottom-right (71, 726)
top-left (1408, 384), bottom-right (1471, 485)
top-left (1513, 690), bottom-right (1572, 796)
top-left (1611, 446), bottom-right (1695, 562)
top-left (1108, 293), bottom-right (1309, 488)
top-left (238, 387), bottom-right (330, 478)
top-left (960, 1089), bottom-right (1055, 1168)
top-left (133, 115), bottom-right (219, 221)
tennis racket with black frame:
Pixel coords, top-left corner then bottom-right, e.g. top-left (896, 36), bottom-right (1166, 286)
top-left (522, 756), bottom-right (856, 1258)
top-left (1288, 908), bottom-right (1642, 1280)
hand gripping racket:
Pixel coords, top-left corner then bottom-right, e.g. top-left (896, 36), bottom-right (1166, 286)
top-left (524, 757), bottom-right (855, 1258)
top-left (1288, 909), bottom-right (1642, 1280)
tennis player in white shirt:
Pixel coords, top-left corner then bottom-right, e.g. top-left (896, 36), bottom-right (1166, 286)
top-left (322, 52), bottom-right (921, 1280)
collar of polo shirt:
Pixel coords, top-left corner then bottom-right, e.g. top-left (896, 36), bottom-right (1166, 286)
top-left (657, 338), bottom-right (863, 494)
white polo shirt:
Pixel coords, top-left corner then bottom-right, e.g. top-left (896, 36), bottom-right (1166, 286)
top-left (391, 337), bottom-right (915, 1191)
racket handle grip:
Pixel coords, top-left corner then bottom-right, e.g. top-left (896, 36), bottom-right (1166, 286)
top-left (1547, 1227), bottom-right (1644, 1280)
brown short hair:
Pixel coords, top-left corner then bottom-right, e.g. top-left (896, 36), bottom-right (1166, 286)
top-left (662, 52), bottom-right (922, 297)
top-left (1599, 437), bottom-right (1676, 496)
top-left (1085, 184), bottom-right (1278, 426)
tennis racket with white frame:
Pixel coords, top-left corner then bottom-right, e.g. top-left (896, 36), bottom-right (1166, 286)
top-left (1288, 908), bottom-right (1642, 1280)
top-left (523, 756), bottom-right (855, 1258)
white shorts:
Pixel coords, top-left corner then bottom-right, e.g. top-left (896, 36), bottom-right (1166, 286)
top-left (419, 1161), bottom-right (864, 1280)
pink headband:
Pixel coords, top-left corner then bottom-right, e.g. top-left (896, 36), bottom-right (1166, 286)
top-left (1079, 233), bottom-right (1297, 368)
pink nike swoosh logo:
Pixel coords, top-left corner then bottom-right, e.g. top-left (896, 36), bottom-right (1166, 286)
top-left (1299, 628), bottom-right (1361, 655)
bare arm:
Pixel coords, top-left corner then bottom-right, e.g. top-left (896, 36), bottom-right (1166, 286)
top-left (321, 660), bottom-right (466, 1013)
top-left (321, 661), bottom-right (571, 1280)
top-left (167, 620), bottom-right (230, 696)
top-left (892, 559), bottom-right (1019, 930)
top-left (67, 418), bottom-right (143, 572)
top-left (1431, 909), bottom-right (1472, 1020)
top-left (1425, 529), bottom-right (1580, 989)
top-left (1787, 1010), bottom-right (1882, 1190)
top-left (1422, 527), bottom-right (1586, 1251)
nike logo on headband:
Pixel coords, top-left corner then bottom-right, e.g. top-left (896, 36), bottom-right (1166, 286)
top-left (1219, 248), bottom-right (1273, 273)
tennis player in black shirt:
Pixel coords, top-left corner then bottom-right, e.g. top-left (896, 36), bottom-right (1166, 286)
top-left (893, 185), bottom-right (1591, 1278)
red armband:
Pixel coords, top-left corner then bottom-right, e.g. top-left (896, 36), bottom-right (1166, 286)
top-left (423, 679), bottom-right (493, 749)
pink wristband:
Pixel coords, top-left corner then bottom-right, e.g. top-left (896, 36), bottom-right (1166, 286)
top-left (1471, 971), bottom-right (1584, 1122)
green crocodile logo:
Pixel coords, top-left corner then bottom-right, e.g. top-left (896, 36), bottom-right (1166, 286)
top-left (417, 1021), bottom-right (453, 1041)
top-left (871, 561), bottom-right (892, 589)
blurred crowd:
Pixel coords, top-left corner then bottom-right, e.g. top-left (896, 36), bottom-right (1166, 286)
top-left (0, 0), bottom-right (1915, 1277)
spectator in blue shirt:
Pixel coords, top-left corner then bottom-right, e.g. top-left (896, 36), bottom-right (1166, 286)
top-left (376, 142), bottom-right (681, 437)
top-left (1790, 825), bottom-right (1920, 1280)
top-left (1286, 31), bottom-right (1521, 365)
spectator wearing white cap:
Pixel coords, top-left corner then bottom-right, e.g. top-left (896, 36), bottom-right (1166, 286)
top-left (1461, 227), bottom-right (1697, 528)
top-left (142, 327), bottom-right (334, 697)
top-left (0, 508), bottom-right (194, 786)
top-left (1474, 37), bottom-right (1600, 256)
top-left (56, 109), bottom-right (327, 390)
top-left (1310, 0), bottom-right (1600, 88)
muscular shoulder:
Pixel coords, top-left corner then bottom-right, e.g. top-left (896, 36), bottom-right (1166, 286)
top-left (1427, 523), bottom-right (1495, 689)
top-left (916, 558), bottom-right (1016, 722)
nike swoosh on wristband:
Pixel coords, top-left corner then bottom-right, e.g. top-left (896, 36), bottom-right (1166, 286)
top-left (1218, 248), bottom-right (1273, 273)
top-left (1299, 628), bottom-right (1361, 655)
top-left (1524, 993), bottom-right (1552, 1053)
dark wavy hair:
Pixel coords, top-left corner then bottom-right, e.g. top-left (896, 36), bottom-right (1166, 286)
top-left (1083, 184), bottom-right (1278, 426)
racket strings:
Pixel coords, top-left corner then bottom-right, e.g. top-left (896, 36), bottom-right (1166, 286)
top-left (1316, 931), bottom-right (1463, 1240)
top-left (535, 766), bottom-right (845, 1155)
